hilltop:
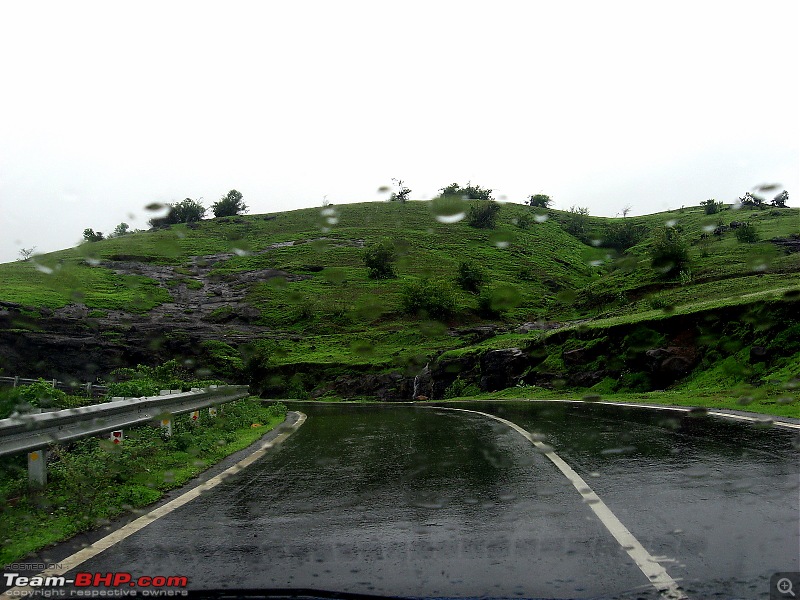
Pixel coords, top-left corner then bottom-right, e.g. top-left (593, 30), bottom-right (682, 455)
top-left (0, 199), bottom-right (798, 414)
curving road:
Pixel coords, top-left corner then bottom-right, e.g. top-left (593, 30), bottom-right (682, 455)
top-left (4, 401), bottom-right (799, 599)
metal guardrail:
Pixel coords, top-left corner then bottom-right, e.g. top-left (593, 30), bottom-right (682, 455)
top-left (0, 385), bottom-right (250, 458)
top-left (0, 376), bottom-right (108, 396)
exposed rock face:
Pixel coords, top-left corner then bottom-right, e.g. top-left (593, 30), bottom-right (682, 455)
top-left (644, 346), bottom-right (700, 386)
top-left (479, 348), bottom-right (527, 392)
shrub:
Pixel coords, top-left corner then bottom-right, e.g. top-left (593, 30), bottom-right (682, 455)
top-left (526, 194), bottom-right (552, 208)
top-left (363, 241), bottom-right (396, 279)
top-left (467, 201), bottom-right (501, 229)
top-left (735, 222), bottom-right (759, 243)
top-left (444, 378), bottom-right (480, 399)
top-left (439, 182), bottom-right (494, 201)
top-left (456, 261), bottom-right (487, 293)
top-left (150, 198), bottom-right (206, 227)
top-left (477, 284), bottom-right (520, 317)
top-left (602, 220), bottom-right (647, 251)
top-left (401, 279), bottom-right (456, 320)
top-left (563, 206), bottom-right (590, 240)
top-left (212, 190), bottom-right (248, 217)
top-left (701, 199), bottom-right (723, 215)
top-left (649, 226), bottom-right (689, 278)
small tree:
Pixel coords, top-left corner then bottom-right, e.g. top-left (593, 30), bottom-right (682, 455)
top-left (111, 222), bottom-right (130, 237)
top-left (150, 198), bottom-right (206, 227)
top-left (18, 247), bottom-right (36, 261)
top-left (467, 201), bottom-right (501, 229)
top-left (563, 206), bottom-right (590, 239)
top-left (735, 222), bottom-right (759, 243)
top-left (363, 241), bottom-right (396, 279)
top-left (456, 261), bottom-right (487, 293)
top-left (650, 226), bottom-right (689, 278)
top-left (701, 199), bottom-right (723, 215)
top-left (739, 192), bottom-right (766, 210)
top-left (213, 189), bottom-right (248, 217)
top-left (83, 228), bottom-right (104, 242)
top-left (390, 178), bottom-right (411, 203)
top-left (526, 194), bottom-right (552, 208)
top-left (439, 182), bottom-right (494, 201)
top-left (401, 279), bottom-right (456, 319)
top-left (772, 190), bottom-right (789, 208)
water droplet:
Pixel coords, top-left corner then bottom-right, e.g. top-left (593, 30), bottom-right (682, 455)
top-left (534, 214), bottom-right (549, 223)
top-left (665, 219), bottom-right (677, 227)
top-left (33, 262), bottom-right (54, 274)
top-left (702, 224), bottom-right (716, 233)
top-left (320, 207), bottom-right (337, 217)
top-left (232, 248), bottom-right (251, 256)
top-left (430, 196), bottom-right (467, 223)
top-left (489, 231), bottom-right (514, 248)
top-left (589, 259), bottom-right (604, 267)
top-left (737, 396), bottom-right (754, 406)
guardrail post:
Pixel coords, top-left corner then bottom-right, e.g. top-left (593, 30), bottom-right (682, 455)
top-left (28, 449), bottom-right (47, 488)
top-left (160, 418), bottom-right (173, 438)
top-left (189, 411), bottom-right (200, 424)
top-left (13, 376), bottom-right (19, 388)
top-left (208, 407), bottom-right (217, 418)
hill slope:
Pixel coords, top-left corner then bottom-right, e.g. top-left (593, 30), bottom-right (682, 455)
top-left (0, 200), bottom-right (798, 411)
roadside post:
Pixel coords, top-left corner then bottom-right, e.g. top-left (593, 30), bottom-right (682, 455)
top-left (28, 449), bottom-right (47, 487)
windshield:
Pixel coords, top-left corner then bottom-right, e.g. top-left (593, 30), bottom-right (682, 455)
top-left (0, 2), bottom-right (798, 600)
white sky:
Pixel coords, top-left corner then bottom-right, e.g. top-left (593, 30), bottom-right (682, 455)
top-left (1, 0), bottom-right (797, 263)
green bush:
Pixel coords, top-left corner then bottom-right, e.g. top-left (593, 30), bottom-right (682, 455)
top-left (401, 279), bottom-right (456, 320)
top-left (467, 201), bottom-right (501, 229)
top-left (735, 222), bottom-right (759, 243)
top-left (363, 241), bottom-right (396, 279)
top-left (455, 261), bottom-right (487, 293)
top-left (649, 226), bottom-right (690, 278)
top-left (444, 378), bottom-right (480, 399)
top-left (212, 190), bottom-right (247, 218)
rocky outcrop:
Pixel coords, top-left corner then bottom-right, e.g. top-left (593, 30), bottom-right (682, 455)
top-left (644, 346), bottom-right (700, 387)
top-left (479, 348), bottom-right (527, 392)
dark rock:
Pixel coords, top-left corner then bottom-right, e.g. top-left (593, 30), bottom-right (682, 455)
top-left (562, 347), bottom-right (588, 367)
top-left (569, 370), bottom-right (608, 387)
top-left (644, 346), bottom-right (700, 385)
top-left (729, 221), bottom-right (744, 229)
top-left (479, 348), bottom-right (526, 392)
top-left (749, 345), bottom-right (771, 363)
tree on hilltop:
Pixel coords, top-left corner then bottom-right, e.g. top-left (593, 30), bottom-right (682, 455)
top-left (213, 190), bottom-right (248, 217)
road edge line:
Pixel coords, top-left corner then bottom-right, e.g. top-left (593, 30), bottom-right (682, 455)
top-left (435, 406), bottom-right (689, 600)
top-left (1, 411), bottom-right (307, 598)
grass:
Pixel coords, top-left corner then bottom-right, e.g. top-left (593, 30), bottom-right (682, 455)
top-left (0, 398), bottom-right (287, 565)
top-left (0, 199), bottom-right (797, 414)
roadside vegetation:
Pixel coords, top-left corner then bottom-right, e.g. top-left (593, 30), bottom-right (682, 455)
top-left (0, 189), bottom-right (797, 418)
top-left (0, 382), bottom-right (287, 564)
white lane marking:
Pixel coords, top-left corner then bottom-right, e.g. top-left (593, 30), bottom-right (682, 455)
top-left (437, 406), bottom-right (689, 600)
top-left (439, 398), bottom-right (800, 430)
top-left (1, 412), bottom-right (307, 599)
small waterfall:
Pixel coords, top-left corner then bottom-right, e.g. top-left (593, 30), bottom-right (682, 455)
top-left (412, 363), bottom-right (430, 399)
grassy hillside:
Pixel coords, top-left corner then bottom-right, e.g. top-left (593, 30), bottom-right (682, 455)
top-left (0, 199), bottom-right (798, 413)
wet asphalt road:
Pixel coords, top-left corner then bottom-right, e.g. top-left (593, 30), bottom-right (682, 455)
top-left (20, 402), bottom-right (800, 599)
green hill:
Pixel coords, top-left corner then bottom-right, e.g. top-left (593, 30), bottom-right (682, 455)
top-left (0, 200), bottom-right (798, 415)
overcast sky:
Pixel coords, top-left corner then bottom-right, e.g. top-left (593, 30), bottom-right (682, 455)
top-left (1, 0), bottom-right (797, 264)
